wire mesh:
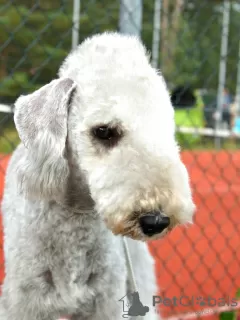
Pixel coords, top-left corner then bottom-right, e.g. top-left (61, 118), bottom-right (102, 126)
top-left (0, 0), bottom-right (240, 319)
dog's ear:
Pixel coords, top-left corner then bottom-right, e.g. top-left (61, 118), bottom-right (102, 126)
top-left (14, 78), bottom-right (77, 199)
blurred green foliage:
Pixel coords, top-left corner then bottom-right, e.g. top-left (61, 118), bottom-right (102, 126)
top-left (0, 0), bottom-right (239, 104)
top-left (0, 0), bottom-right (239, 152)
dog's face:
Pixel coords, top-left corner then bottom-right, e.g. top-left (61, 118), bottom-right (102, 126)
top-left (14, 33), bottom-right (195, 241)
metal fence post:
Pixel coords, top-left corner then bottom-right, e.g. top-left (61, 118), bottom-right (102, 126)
top-left (215, 0), bottom-right (231, 149)
top-left (119, 0), bottom-right (143, 37)
top-left (151, 0), bottom-right (162, 69)
top-left (72, 0), bottom-right (81, 50)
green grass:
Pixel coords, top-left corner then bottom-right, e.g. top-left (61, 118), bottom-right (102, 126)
top-left (180, 137), bottom-right (240, 151)
top-left (0, 126), bottom-right (20, 154)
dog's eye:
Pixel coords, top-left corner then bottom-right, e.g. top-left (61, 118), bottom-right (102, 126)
top-left (91, 125), bottom-right (123, 148)
top-left (93, 126), bottom-right (114, 140)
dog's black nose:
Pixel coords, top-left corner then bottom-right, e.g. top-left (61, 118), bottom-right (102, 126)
top-left (139, 211), bottom-right (170, 236)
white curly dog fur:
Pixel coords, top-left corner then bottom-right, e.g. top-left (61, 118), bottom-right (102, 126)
top-left (0, 33), bottom-right (195, 320)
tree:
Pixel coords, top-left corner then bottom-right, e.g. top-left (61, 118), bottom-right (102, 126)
top-left (160, 0), bottom-right (185, 76)
top-left (158, 0), bottom-right (240, 94)
top-left (0, 1), bottom-right (73, 102)
top-left (0, 0), bottom-right (239, 103)
top-left (0, 0), bottom-right (122, 103)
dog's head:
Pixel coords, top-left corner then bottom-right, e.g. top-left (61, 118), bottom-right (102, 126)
top-left (14, 32), bottom-right (195, 241)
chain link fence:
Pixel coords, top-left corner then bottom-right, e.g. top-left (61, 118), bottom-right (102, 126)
top-left (0, 0), bottom-right (240, 319)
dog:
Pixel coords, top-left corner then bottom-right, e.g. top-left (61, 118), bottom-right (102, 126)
top-left (0, 32), bottom-right (195, 320)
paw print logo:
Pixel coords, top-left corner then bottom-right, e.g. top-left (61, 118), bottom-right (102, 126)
top-left (119, 292), bottom-right (149, 318)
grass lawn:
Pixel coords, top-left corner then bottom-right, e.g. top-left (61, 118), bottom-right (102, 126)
top-left (0, 126), bottom-right (20, 154)
top-left (179, 136), bottom-right (240, 150)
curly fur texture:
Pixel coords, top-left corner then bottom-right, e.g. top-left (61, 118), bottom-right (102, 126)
top-left (0, 32), bottom-right (195, 319)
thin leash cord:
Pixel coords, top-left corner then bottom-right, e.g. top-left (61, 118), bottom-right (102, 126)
top-left (123, 237), bottom-right (138, 293)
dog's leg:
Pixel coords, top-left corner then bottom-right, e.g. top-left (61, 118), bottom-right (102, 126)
top-left (0, 299), bottom-right (7, 320)
top-left (0, 296), bottom-right (51, 320)
top-left (71, 299), bottom-right (124, 320)
top-left (144, 311), bottom-right (161, 320)
top-left (0, 298), bottom-right (55, 320)
top-left (0, 275), bottom-right (63, 320)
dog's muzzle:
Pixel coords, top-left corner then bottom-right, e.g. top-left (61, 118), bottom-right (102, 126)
top-left (139, 211), bottom-right (170, 236)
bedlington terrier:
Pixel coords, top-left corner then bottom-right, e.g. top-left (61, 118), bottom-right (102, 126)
top-left (0, 32), bottom-right (195, 320)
